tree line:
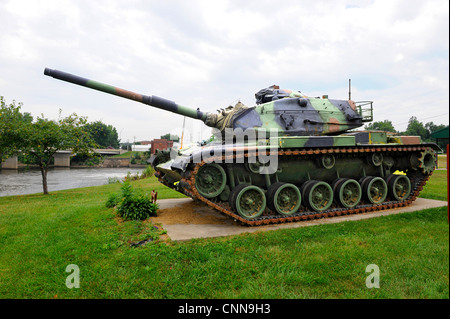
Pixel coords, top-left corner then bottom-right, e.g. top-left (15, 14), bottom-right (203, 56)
top-left (364, 117), bottom-right (448, 150)
top-left (0, 96), bottom-right (120, 194)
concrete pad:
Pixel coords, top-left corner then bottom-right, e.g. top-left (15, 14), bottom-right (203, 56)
top-left (156, 198), bottom-right (194, 209)
top-left (152, 197), bottom-right (448, 241)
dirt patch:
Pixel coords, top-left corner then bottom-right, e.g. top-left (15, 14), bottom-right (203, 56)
top-left (150, 200), bottom-right (232, 225)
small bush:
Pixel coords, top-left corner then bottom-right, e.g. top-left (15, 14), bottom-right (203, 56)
top-left (105, 192), bottom-right (120, 208)
top-left (141, 165), bottom-right (154, 178)
top-left (122, 166), bottom-right (154, 182)
top-left (106, 181), bottom-right (158, 220)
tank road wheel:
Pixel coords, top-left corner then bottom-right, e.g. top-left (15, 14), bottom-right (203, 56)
top-left (300, 180), bottom-right (316, 196)
top-left (386, 174), bottom-right (411, 201)
top-left (303, 180), bottom-right (333, 212)
top-left (195, 163), bottom-right (227, 198)
top-left (361, 176), bottom-right (388, 204)
top-left (333, 178), bottom-right (362, 208)
top-left (418, 149), bottom-right (436, 175)
top-left (228, 184), bottom-right (247, 212)
top-left (267, 182), bottom-right (301, 216)
top-left (234, 185), bottom-right (266, 219)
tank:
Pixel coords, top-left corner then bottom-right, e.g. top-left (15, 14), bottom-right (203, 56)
top-left (44, 68), bottom-right (440, 225)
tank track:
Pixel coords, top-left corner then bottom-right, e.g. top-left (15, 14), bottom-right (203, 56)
top-left (160, 145), bottom-right (434, 226)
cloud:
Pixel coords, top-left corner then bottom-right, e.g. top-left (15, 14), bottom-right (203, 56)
top-left (0, 0), bottom-right (448, 143)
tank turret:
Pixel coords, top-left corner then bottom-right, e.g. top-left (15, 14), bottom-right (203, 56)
top-left (44, 68), bottom-right (373, 137)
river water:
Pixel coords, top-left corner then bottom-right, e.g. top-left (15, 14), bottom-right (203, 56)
top-left (0, 167), bottom-right (144, 197)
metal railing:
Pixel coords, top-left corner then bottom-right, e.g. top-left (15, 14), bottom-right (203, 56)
top-left (356, 101), bottom-right (373, 122)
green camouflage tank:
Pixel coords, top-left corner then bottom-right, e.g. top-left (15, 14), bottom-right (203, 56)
top-left (44, 68), bottom-right (440, 225)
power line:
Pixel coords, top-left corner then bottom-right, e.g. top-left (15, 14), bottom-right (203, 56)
top-left (393, 112), bottom-right (449, 126)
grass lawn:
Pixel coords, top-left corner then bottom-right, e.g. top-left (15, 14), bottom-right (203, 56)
top-left (437, 154), bottom-right (448, 169)
top-left (110, 151), bottom-right (141, 158)
top-left (419, 169), bottom-right (448, 201)
top-left (0, 168), bottom-right (448, 299)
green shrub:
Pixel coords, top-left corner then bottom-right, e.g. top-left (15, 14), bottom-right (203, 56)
top-left (106, 181), bottom-right (158, 220)
top-left (105, 192), bottom-right (120, 208)
top-left (122, 166), bottom-right (154, 182)
top-left (140, 165), bottom-right (154, 178)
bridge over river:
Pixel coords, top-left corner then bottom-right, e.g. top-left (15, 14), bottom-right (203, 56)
top-left (1, 149), bottom-right (127, 169)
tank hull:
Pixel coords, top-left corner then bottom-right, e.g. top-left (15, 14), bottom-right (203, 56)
top-left (152, 133), bottom-right (439, 226)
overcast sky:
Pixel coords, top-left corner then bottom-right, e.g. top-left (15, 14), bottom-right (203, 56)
top-left (1, 0), bottom-right (448, 144)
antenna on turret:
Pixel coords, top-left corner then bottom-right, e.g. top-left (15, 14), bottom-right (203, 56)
top-left (180, 116), bottom-right (186, 150)
top-left (348, 78), bottom-right (351, 100)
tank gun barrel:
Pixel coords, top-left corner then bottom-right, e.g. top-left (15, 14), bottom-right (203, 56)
top-left (44, 68), bottom-right (208, 122)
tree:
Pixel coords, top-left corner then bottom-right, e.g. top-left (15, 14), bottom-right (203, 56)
top-left (424, 122), bottom-right (446, 141)
top-left (160, 133), bottom-right (180, 142)
top-left (405, 116), bottom-right (429, 140)
top-left (401, 116), bottom-right (448, 149)
top-left (0, 97), bottom-right (96, 195)
top-left (0, 97), bottom-right (32, 159)
top-left (424, 122), bottom-right (448, 150)
top-left (364, 120), bottom-right (397, 133)
top-left (83, 121), bottom-right (120, 149)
